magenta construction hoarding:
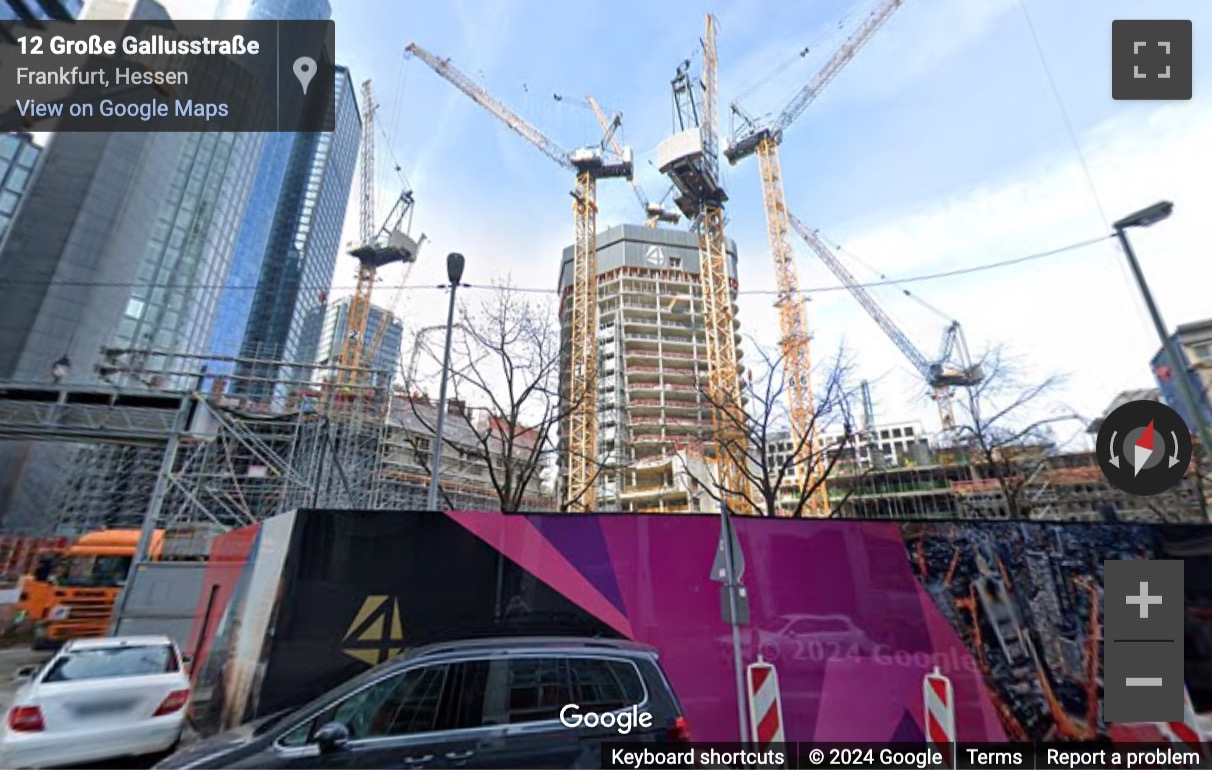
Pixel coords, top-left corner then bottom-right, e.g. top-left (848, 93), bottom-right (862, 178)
top-left (189, 510), bottom-right (1212, 742)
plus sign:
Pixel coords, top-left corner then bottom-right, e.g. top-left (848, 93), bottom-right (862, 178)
top-left (1126, 581), bottom-right (1163, 619)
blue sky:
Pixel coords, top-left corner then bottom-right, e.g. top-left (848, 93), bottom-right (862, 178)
top-left (174, 0), bottom-right (1212, 438)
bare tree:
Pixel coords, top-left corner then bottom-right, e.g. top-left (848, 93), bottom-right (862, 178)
top-left (683, 344), bottom-right (861, 517)
top-left (951, 347), bottom-right (1082, 519)
top-left (406, 284), bottom-right (600, 513)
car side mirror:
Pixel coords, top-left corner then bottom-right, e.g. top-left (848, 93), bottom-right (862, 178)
top-left (13, 665), bottom-right (38, 680)
top-left (314, 721), bottom-right (350, 754)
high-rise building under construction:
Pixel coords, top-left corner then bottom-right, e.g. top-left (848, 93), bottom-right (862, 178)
top-left (557, 224), bottom-right (741, 513)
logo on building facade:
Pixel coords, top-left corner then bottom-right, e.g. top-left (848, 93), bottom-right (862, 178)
top-left (341, 595), bottom-right (405, 666)
top-left (644, 245), bottom-right (666, 266)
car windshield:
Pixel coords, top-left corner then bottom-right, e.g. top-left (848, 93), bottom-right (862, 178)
top-left (42, 644), bottom-right (179, 682)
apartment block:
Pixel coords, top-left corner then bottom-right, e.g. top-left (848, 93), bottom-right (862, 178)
top-left (379, 397), bottom-right (549, 511)
top-left (816, 419), bottom-right (932, 471)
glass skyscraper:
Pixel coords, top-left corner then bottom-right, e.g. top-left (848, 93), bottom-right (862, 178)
top-left (0, 0), bottom-right (82, 21)
top-left (0, 133), bottom-right (40, 241)
top-left (110, 130), bottom-right (264, 386)
top-left (206, 0), bottom-right (358, 402)
top-left (229, 66), bottom-right (359, 401)
top-left (214, 0), bottom-right (329, 21)
top-left (307, 296), bottom-right (404, 388)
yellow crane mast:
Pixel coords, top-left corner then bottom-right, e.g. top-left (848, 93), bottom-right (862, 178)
top-left (723, 0), bottom-right (906, 515)
top-left (337, 80), bottom-right (421, 390)
top-left (406, 43), bottom-right (634, 512)
top-left (336, 79), bottom-right (380, 385)
top-left (658, 15), bottom-right (752, 514)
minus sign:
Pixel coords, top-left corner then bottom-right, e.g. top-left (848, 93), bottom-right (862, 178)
top-left (1127, 678), bottom-right (1164, 687)
top-left (1112, 639), bottom-right (1175, 643)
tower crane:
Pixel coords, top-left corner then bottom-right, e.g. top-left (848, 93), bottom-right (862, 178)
top-left (405, 43), bottom-right (634, 513)
top-left (656, 15), bottom-right (753, 514)
top-left (785, 211), bottom-right (983, 432)
top-left (584, 96), bottom-right (680, 228)
top-left (721, 0), bottom-right (906, 515)
top-left (363, 224), bottom-right (428, 385)
top-left (337, 80), bottom-right (423, 389)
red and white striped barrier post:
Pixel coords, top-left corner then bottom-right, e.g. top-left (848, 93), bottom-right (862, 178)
top-left (1160, 684), bottom-right (1210, 765)
top-left (747, 658), bottom-right (785, 748)
top-left (924, 666), bottom-right (956, 768)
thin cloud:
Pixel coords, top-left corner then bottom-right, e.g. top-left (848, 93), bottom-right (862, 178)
top-left (757, 101), bottom-right (1212, 432)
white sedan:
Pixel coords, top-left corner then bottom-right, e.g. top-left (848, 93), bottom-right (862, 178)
top-left (0, 635), bottom-right (192, 769)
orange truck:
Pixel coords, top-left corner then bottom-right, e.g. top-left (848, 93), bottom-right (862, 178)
top-left (19, 529), bottom-right (164, 649)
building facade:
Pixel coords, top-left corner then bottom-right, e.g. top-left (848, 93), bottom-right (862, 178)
top-left (816, 419), bottom-right (932, 471)
top-left (206, 0), bottom-right (333, 380)
top-left (557, 224), bottom-right (741, 513)
top-left (214, 0), bottom-right (329, 21)
top-left (0, 0), bottom-right (181, 385)
top-left (0, 0), bottom-right (180, 533)
top-left (0, 133), bottom-right (40, 242)
top-left (1152, 317), bottom-right (1212, 431)
top-left (231, 67), bottom-right (359, 401)
top-left (306, 296), bottom-right (403, 386)
top-left (107, 129), bottom-right (264, 388)
top-left (0, 0), bottom-right (81, 21)
top-left (379, 397), bottom-right (551, 511)
top-left (828, 448), bottom-right (1206, 523)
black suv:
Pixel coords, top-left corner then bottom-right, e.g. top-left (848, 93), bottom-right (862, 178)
top-left (156, 637), bottom-right (689, 769)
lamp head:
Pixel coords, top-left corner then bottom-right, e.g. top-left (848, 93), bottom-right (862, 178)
top-left (1114, 201), bottom-right (1173, 230)
top-left (446, 252), bottom-right (465, 286)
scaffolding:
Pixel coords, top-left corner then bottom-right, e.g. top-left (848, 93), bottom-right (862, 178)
top-left (830, 448), bottom-right (1207, 523)
top-left (2, 349), bottom-right (553, 536)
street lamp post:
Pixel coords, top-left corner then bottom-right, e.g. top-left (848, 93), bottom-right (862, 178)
top-left (1113, 201), bottom-right (1212, 463)
top-left (427, 253), bottom-right (466, 511)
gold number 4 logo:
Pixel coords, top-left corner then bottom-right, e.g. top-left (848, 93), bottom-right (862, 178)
top-left (341, 595), bottom-right (405, 666)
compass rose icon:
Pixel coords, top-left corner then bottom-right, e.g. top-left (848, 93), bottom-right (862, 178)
top-left (1098, 400), bottom-right (1192, 496)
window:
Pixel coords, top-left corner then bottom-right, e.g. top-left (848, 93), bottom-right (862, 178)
top-left (1193, 343), bottom-right (1212, 362)
top-left (483, 657), bottom-right (568, 725)
top-left (17, 143), bottom-right (37, 168)
top-left (6, 168), bottom-right (29, 193)
top-left (0, 191), bottom-right (17, 214)
top-left (670, 257), bottom-right (682, 269)
top-left (568, 658), bottom-right (644, 711)
top-left (445, 660), bottom-right (492, 729)
top-left (43, 644), bottom-right (179, 682)
top-left (58, 554), bottom-right (132, 587)
top-left (322, 664), bottom-right (448, 742)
